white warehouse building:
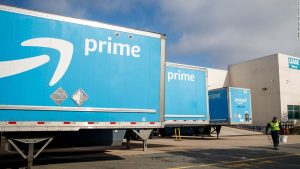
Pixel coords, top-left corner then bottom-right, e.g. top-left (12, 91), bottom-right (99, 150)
top-left (207, 68), bottom-right (229, 90)
top-left (207, 53), bottom-right (300, 127)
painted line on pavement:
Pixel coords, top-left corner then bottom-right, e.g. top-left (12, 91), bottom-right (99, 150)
top-left (168, 153), bottom-right (300, 169)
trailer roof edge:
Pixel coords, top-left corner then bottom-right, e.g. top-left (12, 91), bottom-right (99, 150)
top-left (166, 62), bottom-right (208, 71)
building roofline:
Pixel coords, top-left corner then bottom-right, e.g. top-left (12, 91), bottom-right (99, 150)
top-left (229, 53), bottom-right (280, 67)
top-left (229, 53), bottom-right (300, 67)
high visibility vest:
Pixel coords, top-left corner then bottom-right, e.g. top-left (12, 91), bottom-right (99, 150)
top-left (269, 121), bottom-right (280, 131)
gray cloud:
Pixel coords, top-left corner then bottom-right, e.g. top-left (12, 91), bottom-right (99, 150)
top-left (6, 0), bottom-right (299, 69)
top-left (26, 0), bottom-right (87, 18)
top-left (91, 0), bottom-right (153, 14)
top-left (159, 0), bottom-right (300, 68)
top-left (26, 0), bottom-right (153, 17)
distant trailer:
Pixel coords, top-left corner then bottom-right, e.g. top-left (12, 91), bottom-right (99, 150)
top-left (158, 63), bottom-right (209, 137)
top-left (164, 62), bottom-right (210, 126)
top-left (209, 87), bottom-right (253, 125)
top-left (0, 4), bottom-right (165, 168)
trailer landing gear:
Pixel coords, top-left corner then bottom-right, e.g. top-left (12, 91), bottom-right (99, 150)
top-left (211, 125), bottom-right (222, 139)
top-left (174, 128), bottom-right (182, 141)
top-left (125, 129), bottom-right (152, 151)
top-left (7, 137), bottom-right (53, 169)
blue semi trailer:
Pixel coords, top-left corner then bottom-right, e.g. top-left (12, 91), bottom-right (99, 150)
top-left (0, 5), bottom-right (165, 167)
top-left (209, 87), bottom-right (252, 125)
top-left (160, 63), bottom-right (209, 137)
top-left (208, 87), bottom-right (252, 137)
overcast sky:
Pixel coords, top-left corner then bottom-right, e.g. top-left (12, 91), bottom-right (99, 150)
top-left (1, 0), bottom-right (299, 69)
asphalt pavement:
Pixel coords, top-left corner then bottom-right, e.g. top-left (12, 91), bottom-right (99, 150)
top-left (0, 127), bottom-right (299, 169)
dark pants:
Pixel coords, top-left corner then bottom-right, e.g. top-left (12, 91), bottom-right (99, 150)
top-left (271, 131), bottom-right (280, 148)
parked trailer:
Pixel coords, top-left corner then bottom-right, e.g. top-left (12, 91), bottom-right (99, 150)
top-left (208, 87), bottom-right (252, 138)
top-left (0, 5), bottom-right (165, 168)
top-left (160, 63), bottom-right (209, 137)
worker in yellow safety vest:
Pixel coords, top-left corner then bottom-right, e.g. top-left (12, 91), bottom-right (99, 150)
top-left (265, 117), bottom-right (282, 150)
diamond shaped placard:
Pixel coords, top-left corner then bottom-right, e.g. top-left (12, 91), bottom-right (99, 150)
top-left (50, 87), bottom-right (68, 105)
top-left (72, 88), bottom-right (88, 107)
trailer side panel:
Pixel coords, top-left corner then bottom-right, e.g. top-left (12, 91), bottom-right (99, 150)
top-left (229, 87), bottom-right (252, 124)
top-left (209, 88), bottom-right (230, 124)
top-left (0, 6), bottom-right (164, 131)
top-left (164, 63), bottom-right (209, 126)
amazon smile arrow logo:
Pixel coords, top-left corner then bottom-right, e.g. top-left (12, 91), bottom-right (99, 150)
top-left (0, 38), bottom-right (73, 86)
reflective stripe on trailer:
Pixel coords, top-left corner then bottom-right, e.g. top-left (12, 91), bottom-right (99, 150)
top-left (0, 121), bottom-right (163, 132)
top-left (164, 120), bottom-right (209, 125)
top-left (209, 122), bottom-right (229, 125)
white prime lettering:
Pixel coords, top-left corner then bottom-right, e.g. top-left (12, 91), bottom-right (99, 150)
top-left (84, 37), bottom-right (141, 57)
top-left (85, 39), bottom-right (97, 56)
top-left (209, 93), bottom-right (221, 99)
top-left (167, 70), bottom-right (195, 82)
